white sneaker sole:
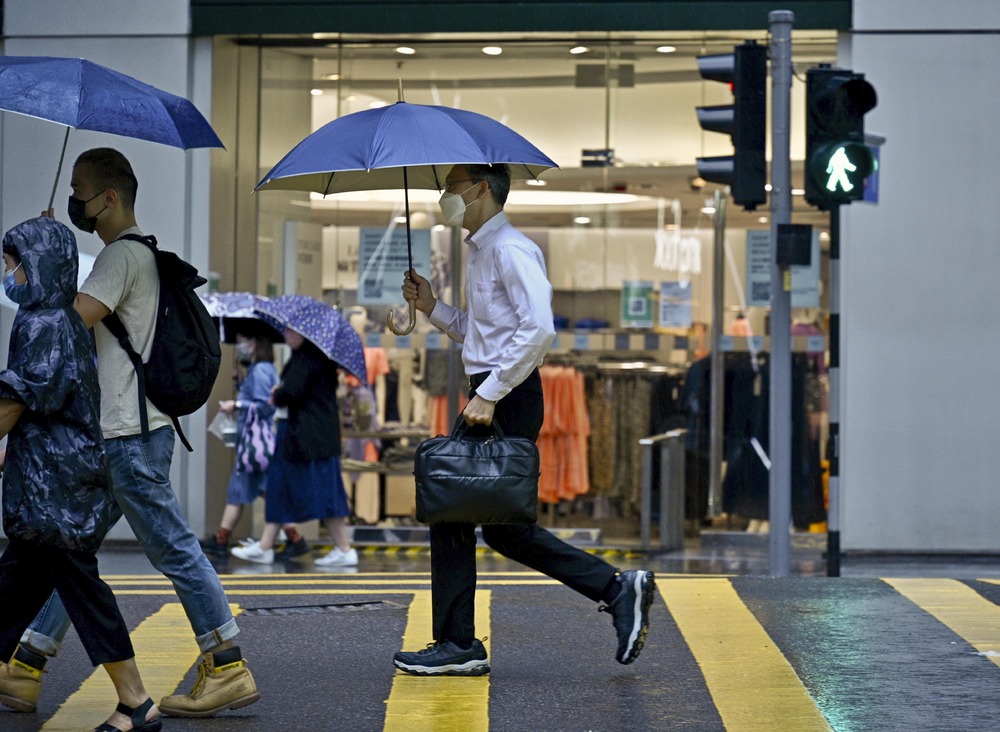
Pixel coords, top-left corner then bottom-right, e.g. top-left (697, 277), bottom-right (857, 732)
top-left (620, 572), bottom-right (655, 664)
top-left (393, 658), bottom-right (490, 676)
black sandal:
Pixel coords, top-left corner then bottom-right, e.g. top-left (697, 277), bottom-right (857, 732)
top-left (94, 697), bottom-right (162, 732)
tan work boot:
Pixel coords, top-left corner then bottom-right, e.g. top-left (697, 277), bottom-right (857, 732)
top-left (0, 646), bottom-right (47, 713)
top-left (158, 646), bottom-right (260, 718)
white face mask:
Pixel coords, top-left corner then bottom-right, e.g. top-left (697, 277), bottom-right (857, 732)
top-left (438, 183), bottom-right (479, 226)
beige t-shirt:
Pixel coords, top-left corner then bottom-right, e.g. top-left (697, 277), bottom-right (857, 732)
top-left (80, 227), bottom-right (171, 438)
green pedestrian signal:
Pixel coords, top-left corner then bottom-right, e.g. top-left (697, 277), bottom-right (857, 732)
top-left (814, 140), bottom-right (876, 196)
top-left (805, 67), bottom-right (877, 209)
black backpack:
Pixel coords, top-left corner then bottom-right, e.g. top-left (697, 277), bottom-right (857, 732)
top-left (102, 234), bottom-right (221, 452)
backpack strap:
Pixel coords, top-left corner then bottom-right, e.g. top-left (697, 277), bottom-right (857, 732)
top-left (102, 311), bottom-right (150, 442)
top-left (102, 234), bottom-right (194, 451)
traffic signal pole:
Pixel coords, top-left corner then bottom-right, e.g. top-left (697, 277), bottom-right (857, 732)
top-left (768, 9), bottom-right (794, 576)
top-left (827, 203), bottom-right (842, 576)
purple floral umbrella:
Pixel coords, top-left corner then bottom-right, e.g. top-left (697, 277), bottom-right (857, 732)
top-left (254, 295), bottom-right (366, 384)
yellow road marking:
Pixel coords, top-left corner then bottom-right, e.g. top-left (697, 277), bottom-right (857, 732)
top-left (664, 578), bottom-right (831, 731)
top-left (884, 578), bottom-right (1000, 669)
top-left (384, 590), bottom-right (491, 732)
top-left (41, 603), bottom-right (237, 731)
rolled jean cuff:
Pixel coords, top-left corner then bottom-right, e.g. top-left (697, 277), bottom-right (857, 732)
top-left (18, 629), bottom-right (61, 657)
top-left (195, 617), bottom-right (240, 653)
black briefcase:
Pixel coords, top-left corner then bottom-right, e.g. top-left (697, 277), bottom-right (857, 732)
top-left (414, 418), bottom-right (539, 525)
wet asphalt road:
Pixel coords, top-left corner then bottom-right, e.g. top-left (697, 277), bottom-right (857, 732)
top-left (3, 541), bottom-right (1000, 731)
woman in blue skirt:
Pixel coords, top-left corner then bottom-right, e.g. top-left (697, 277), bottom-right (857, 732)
top-left (231, 327), bottom-right (357, 567)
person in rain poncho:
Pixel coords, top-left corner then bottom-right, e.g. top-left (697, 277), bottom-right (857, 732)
top-left (0, 217), bottom-right (160, 731)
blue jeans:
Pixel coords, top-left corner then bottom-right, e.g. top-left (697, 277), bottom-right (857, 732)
top-left (21, 428), bottom-right (239, 655)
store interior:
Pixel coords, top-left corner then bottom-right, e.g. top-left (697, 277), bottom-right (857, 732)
top-left (223, 30), bottom-right (839, 543)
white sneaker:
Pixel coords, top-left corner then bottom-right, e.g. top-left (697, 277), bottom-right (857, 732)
top-left (231, 543), bottom-right (274, 564)
top-left (315, 547), bottom-right (358, 567)
top-left (238, 537), bottom-right (259, 547)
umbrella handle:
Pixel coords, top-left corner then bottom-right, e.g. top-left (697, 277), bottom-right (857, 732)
top-left (387, 301), bottom-right (416, 336)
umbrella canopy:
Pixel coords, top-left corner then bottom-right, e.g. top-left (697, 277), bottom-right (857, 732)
top-left (0, 56), bottom-right (224, 149)
top-left (254, 100), bottom-right (557, 334)
top-left (255, 101), bottom-right (555, 194)
top-left (0, 55), bottom-right (224, 208)
top-left (252, 294), bottom-right (315, 337)
top-left (255, 295), bottom-right (367, 384)
top-left (199, 292), bottom-right (283, 344)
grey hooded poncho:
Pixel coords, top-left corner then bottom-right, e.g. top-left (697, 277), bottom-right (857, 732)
top-left (0, 217), bottom-right (115, 552)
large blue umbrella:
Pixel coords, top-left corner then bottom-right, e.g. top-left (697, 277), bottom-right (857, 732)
top-left (255, 295), bottom-right (367, 384)
top-left (254, 99), bottom-right (557, 334)
top-left (0, 55), bottom-right (224, 208)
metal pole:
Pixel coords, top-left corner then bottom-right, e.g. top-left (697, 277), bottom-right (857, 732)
top-left (768, 9), bottom-right (794, 576)
top-left (446, 225), bottom-right (463, 424)
top-left (826, 204), bottom-right (842, 576)
top-left (708, 188), bottom-right (726, 517)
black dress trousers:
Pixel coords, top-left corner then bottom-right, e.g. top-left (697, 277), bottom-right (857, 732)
top-left (0, 540), bottom-right (134, 666)
top-left (430, 368), bottom-right (618, 644)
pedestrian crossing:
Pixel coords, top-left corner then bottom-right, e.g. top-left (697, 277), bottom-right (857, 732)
top-left (18, 573), bottom-right (1000, 731)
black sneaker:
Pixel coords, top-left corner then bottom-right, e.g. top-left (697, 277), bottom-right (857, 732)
top-left (274, 538), bottom-right (311, 561)
top-left (599, 570), bottom-right (655, 664)
top-left (199, 535), bottom-right (228, 560)
top-left (393, 639), bottom-right (490, 676)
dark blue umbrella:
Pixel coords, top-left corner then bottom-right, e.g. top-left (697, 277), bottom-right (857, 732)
top-left (254, 99), bottom-right (557, 334)
top-left (0, 55), bottom-right (224, 208)
top-left (255, 295), bottom-right (367, 384)
top-left (255, 101), bottom-right (555, 194)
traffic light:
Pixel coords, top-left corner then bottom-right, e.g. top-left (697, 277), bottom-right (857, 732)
top-left (805, 67), bottom-right (877, 209)
top-left (695, 40), bottom-right (767, 210)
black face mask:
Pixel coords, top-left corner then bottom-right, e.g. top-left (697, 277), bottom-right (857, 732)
top-left (67, 191), bottom-right (106, 234)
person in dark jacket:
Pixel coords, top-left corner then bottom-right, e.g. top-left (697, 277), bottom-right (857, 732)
top-left (0, 218), bottom-right (160, 731)
top-left (230, 327), bottom-right (357, 566)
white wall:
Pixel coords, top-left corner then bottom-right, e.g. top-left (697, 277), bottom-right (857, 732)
top-left (0, 0), bottom-right (215, 538)
top-left (840, 1), bottom-right (1000, 550)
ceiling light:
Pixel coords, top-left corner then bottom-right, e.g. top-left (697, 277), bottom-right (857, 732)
top-left (482, 46), bottom-right (503, 56)
top-left (525, 179), bottom-right (547, 187)
top-left (395, 47), bottom-right (416, 55)
top-left (310, 89), bottom-right (323, 96)
top-left (656, 46), bottom-right (677, 54)
top-left (570, 46), bottom-right (589, 55)
top-left (791, 188), bottom-right (805, 196)
top-left (368, 100), bottom-right (387, 109)
top-left (393, 216), bottom-right (408, 224)
top-left (322, 73), bottom-right (341, 81)
top-left (574, 216), bottom-right (591, 225)
top-left (432, 224), bottom-right (446, 232)
top-left (757, 216), bottom-right (768, 223)
top-left (701, 205), bottom-right (717, 215)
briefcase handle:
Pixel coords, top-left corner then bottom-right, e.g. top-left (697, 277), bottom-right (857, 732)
top-left (450, 415), bottom-right (508, 441)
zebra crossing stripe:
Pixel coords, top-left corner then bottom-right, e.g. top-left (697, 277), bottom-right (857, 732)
top-left (41, 602), bottom-right (220, 731)
top-left (383, 590), bottom-right (491, 732)
top-left (884, 578), bottom-right (1000, 668)
top-left (663, 578), bottom-right (831, 731)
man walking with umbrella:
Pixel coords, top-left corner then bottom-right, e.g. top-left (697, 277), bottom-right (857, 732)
top-left (394, 163), bottom-right (656, 676)
top-left (0, 148), bottom-right (259, 717)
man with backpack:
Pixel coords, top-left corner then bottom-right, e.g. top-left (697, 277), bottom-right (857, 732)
top-left (0, 148), bottom-right (260, 718)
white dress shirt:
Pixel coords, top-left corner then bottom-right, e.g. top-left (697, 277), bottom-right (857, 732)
top-left (429, 211), bottom-right (556, 402)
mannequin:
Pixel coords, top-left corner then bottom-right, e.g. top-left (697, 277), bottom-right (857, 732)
top-left (347, 305), bottom-right (388, 425)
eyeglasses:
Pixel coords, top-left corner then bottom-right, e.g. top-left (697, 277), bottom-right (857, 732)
top-left (443, 178), bottom-right (476, 193)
